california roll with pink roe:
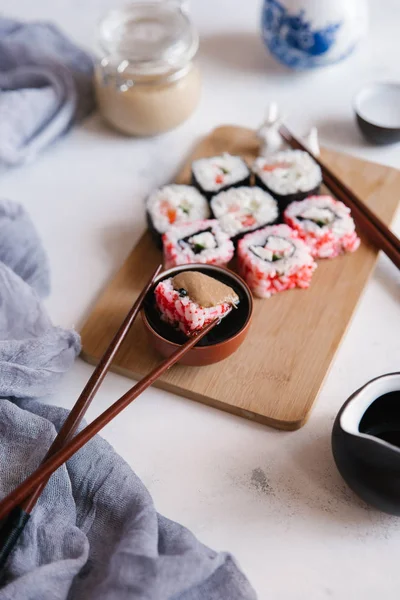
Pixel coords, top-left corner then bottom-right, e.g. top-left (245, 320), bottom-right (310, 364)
top-left (284, 196), bottom-right (360, 259)
top-left (154, 271), bottom-right (239, 336)
top-left (237, 224), bottom-right (317, 298)
top-left (162, 220), bottom-right (234, 269)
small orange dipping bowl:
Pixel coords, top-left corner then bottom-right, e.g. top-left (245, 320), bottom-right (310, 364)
top-left (141, 264), bottom-right (253, 366)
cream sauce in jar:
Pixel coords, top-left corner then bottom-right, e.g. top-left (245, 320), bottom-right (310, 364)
top-left (95, 3), bottom-right (201, 137)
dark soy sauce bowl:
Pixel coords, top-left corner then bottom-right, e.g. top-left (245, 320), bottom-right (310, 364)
top-left (354, 82), bottom-right (400, 145)
top-left (141, 264), bottom-right (253, 366)
top-left (332, 373), bottom-right (400, 515)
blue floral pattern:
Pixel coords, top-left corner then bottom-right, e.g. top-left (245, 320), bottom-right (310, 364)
top-left (262, 0), bottom-right (350, 69)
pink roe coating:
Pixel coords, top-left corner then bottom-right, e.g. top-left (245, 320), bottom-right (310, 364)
top-left (237, 224), bottom-right (316, 299)
top-left (162, 220), bottom-right (234, 269)
top-left (154, 278), bottom-right (232, 336)
top-left (284, 196), bottom-right (360, 259)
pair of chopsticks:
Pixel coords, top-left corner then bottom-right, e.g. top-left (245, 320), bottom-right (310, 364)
top-left (0, 264), bottom-right (218, 568)
top-left (279, 125), bottom-right (400, 270)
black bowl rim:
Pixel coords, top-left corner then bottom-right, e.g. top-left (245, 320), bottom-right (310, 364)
top-left (141, 263), bottom-right (254, 351)
top-left (353, 82), bottom-right (400, 131)
top-left (335, 372), bottom-right (400, 452)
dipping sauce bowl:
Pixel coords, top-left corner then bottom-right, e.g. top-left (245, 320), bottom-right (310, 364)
top-left (141, 264), bottom-right (253, 367)
top-left (332, 373), bottom-right (400, 515)
top-left (354, 82), bottom-right (400, 145)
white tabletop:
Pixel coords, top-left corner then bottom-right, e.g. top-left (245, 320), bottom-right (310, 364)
top-left (2, 1), bottom-right (400, 598)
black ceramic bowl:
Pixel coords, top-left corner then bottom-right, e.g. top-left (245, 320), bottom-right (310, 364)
top-left (354, 82), bottom-right (400, 145)
top-left (332, 373), bottom-right (400, 515)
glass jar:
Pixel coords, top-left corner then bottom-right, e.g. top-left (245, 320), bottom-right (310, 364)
top-left (95, 2), bottom-right (201, 136)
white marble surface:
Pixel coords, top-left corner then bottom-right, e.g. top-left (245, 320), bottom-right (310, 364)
top-left (2, 1), bottom-right (400, 598)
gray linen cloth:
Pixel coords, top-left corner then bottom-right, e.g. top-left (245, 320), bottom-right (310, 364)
top-left (0, 17), bottom-right (94, 168)
top-left (0, 199), bottom-right (256, 600)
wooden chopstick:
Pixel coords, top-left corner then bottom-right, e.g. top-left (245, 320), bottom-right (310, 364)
top-left (279, 124), bottom-right (400, 270)
top-left (0, 318), bottom-right (218, 521)
top-left (0, 264), bottom-right (162, 569)
top-left (25, 263), bottom-right (162, 511)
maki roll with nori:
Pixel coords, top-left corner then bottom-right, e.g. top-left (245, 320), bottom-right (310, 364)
top-left (284, 196), bottom-right (360, 259)
top-left (154, 270), bottom-right (239, 336)
top-left (210, 186), bottom-right (278, 242)
top-left (146, 185), bottom-right (210, 246)
top-left (191, 153), bottom-right (251, 199)
top-left (162, 219), bottom-right (235, 269)
top-left (252, 150), bottom-right (322, 214)
top-left (237, 224), bottom-right (316, 298)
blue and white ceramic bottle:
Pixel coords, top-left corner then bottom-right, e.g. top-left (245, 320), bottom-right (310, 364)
top-left (261, 0), bottom-right (369, 69)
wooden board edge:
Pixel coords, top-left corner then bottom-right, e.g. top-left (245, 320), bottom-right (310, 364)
top-left (292, 250), bottom-right (381, 424)
top-left (80, 349), bottom-right (306, 431)
top-left (79, 125), bottom-right (400, 430)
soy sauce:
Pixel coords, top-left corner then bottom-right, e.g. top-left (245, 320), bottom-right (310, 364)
top-left (359, 391), bottom-right (400, 447)
top-left (143, 267), bottom-right (250, 347)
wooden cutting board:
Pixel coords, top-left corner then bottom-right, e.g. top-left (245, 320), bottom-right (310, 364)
top-left (80, 125), bottom-right (399, 430)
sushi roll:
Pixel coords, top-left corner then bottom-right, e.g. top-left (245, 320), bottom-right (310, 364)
top-left (146, 184), bottom-right (210, 246)
top-left (162, 219), bottom-right (235, 269)
top-left (284, 195), bottom-right (360, 259)
top-left (154, 270), bottom-right (239, 336)
top-left (237, 224), bottom-right (317, 299)
top-left (191, 153), bottom-right (251, 199)
top-left (210, 186), bottom-right (278, 242)
top-left (252, 150), bottom-right (322, 214)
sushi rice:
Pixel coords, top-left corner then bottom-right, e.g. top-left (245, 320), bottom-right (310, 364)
top-left (284, 195), bottom-right (360, 258)
top-left (238, 224), bottom-right (317, 298)
top-left (146, 184), bottom-right (210, 236)
top-left (210, 186), bottom-right (278, 240)
top-left (192, 153), bottom-right (250, 197)
top-left (253, 150), bottom-right (322, 204)
top-left (155, 276), bottom-right (235, 336)
top-left (162, 219), bottom-right (235, 269)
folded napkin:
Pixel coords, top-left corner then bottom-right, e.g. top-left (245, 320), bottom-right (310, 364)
top-left (0, 200), bottom-right (256, 600)
top-left (0, 18), bottom-right (95, 168)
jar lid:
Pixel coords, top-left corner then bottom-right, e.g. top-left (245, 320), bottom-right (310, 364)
top-left (98, 2), bottom-right (198, 75)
